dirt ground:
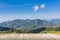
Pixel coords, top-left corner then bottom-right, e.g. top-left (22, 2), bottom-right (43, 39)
top-left (0, 34), bottom-right (60, 40)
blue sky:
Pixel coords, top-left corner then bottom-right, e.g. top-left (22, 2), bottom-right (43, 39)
top-left (0, 0), bottom-right (60, 22)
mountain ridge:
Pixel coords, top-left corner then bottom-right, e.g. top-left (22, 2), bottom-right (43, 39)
top-left (0, 19), bottom-right (60, 32)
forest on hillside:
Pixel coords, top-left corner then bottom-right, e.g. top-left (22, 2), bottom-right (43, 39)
top-left (0, 19), bottom-right (60, 33)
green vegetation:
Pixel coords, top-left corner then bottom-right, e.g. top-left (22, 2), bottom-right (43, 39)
top-left (0, 19), bottom-right (60, 34)
top-left (0, 26), bottom-right (60, 34)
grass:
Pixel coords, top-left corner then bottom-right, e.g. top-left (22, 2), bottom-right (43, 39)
top-left (0, 30), bottom-right (60, 35)
top-left (41, 31), bottom-right (60, 35)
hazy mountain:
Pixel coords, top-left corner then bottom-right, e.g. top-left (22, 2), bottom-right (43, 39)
top-left (51, 19), bottom-right (60, 25)
top-left (0, 19), bottom-right (53, 28)
top-left (0, 19), bottom-right (60, 32)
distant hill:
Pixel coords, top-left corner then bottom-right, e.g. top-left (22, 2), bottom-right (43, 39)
top-left (51, 19), bottom-right (60, 25)
top-left (0, 19), bottom-right (60, 32)
top-left (0, 19), bottom-right (53, 28)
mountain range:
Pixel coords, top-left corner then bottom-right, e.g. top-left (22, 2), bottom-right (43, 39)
top-left (0, 19), bottom-right (60, 32)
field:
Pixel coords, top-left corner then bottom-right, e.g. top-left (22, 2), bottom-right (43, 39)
top-left (42, 31), bottom-right (60, 34)
top-left (0, 34), bottom-right (60, 40)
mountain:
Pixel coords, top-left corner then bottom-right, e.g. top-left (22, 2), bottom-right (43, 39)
top-left (0, 19), bottom-right (53, 28)
top-left (51, 19), bottom-right (60, 25)
top-left (0, 19), bottom-right (60, 32)
top-left (0, 19), bottom-right (53, 31)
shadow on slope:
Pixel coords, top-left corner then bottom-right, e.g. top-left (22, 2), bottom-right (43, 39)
top-left (29, 27), bottom-right (46, 33)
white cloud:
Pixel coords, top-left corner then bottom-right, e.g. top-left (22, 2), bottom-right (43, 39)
top-left (40, 4), bottom-right (45, 8)
top-left (33, 4), bottom-right (45, 12)
top-left (33, 5), bottom-right (39, 12)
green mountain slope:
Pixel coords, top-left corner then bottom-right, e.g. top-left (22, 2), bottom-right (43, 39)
top-left (0, 19), bottom-right (60, 33)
